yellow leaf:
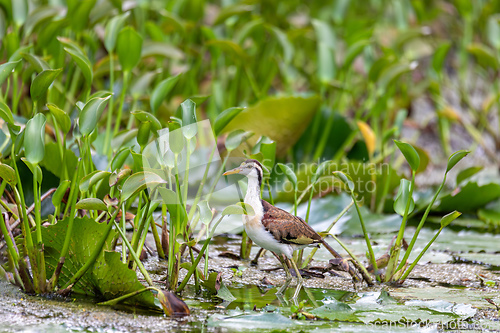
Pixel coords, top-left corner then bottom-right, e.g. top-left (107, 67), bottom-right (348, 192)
top-left (357, 120), bottom-right (376, 156)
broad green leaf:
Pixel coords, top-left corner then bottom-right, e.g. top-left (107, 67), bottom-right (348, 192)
top-left (357, 121), bottom-right (376, 156)
top-left (121, 171), bottom-right (166, 201)
top-left (40, 142), bottom-right (78, 180)
top-left (0, 101), bottom-right (15, 125)
top-left (104, 12), bottom-right (130, 52)
top-left (332, 171), bottom-right (355, 192)
top-left (311, 160), bottom-right (331, 184)
top-left (394, 140), bottom-right (420, 172)
top-left (0, 163), bottom-right (17, 185)
top-left (12, 0), bottom-right (28, 27)
top-left (467, 43), bottom-right (498, 70)
top-left (116, 26), bottom-right (143, 72)
top-left (52, 180), bottom-right (71, 207)
top-left (180, 99), bottom-right (197, 139)
top-left (20, 52), bottom-right (49, 72)
top-left (213, 107), bottom-right (244, 136)
top-left (268, 26), bottom-right (293, 64)
top-left (47, 103), bottom-right (71, 134)
top-left (64, 47), bottom-right (93, 87)
top-left (225, 129), bottom-right (249, 151)
top-left (222, 202), bottom-right (255, 216)
top-left (277, 163), bottom-right (297, 189)
top-left (150, 74), bottom-right (180, 114)
top-left (137, 121), bottom-right (151, 148)
top-left (24, 113), bottom-right (46, 165)
top-left (0, 60), bottom-right (21, 86)
top-left (432, 41), bottom-right (451, 74)
top-left (168, 121), bottom-right (184, 154)
top-left (68, 0), bottom-right (96, 32)
top-left (23, 5), bottom-right (59, 38)
top-left (456, 166), bottom-right (482, 185)
top-left (76, 198), bottom-right (108, 211)
top-left (21, 158), bottom-right (43, 183)
top-left (440, 211), bottom-right (461, 228)
top-left (111, 147), bottom-right (130, 171)
top-left (310, 299), bottom-right (358, 322)
top-left (80, 170), bottom-right (111, 192)
top-left (197, 200), bottom-right (213, 225)
top-left (436, 181), bottom-right (500, 213)
top-left (446, 150), bottom-right (470, 173)
top-left (221, 95), bottom-right (320, 155)
top-left (30, 68), bottom-right (63, 103)
top-left (130, 70), bottom-right (161, 98)
top-left (132, 111), bottom-right (162, 134)
top-left (393, 179), bottom-right (415, 216)
top-left (254, 137), bottom-right (276, 171)
top-left (79, 95), bottom-right (112, 136)
top-left (213, 3), bottom-right (253, 25)
top-left (312, 19), bottom-right (336, 83)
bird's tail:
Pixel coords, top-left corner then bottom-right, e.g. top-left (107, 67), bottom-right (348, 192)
top-left (320, 239), bottom-right (366, 284)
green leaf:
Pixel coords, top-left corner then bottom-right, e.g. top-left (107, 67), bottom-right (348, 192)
top-left (277, 163), bottom-right (297, 189)
top-left (0, 163), bottom-right (17, 185)
top-left (215, 282), bottom-right (236, 302)
top-left (21, 158), bottom-right (43, 183)
top-left (180, 99), bottom-right (197, 139)
top-left (213, 3), bottom-right (253, 25)
top-left (206, 39), bottom-right (247, 62)
top-left (0, 101), bottom-right (15, 125)
top-left (141, 41), bottom-right (184, 60)
top-left (393, 179), bottom-right (415, 216)
top-left (394, 140), bottom-right (420, 172)
top-left (40, 142), bottom-right (78, 180)
top-left (111, 147), bottom-right (130, 171)
top-left (255, 137), bottom-right (276, 172)
top-left (67, 0), bottom-right (96, 32)
top-left (150, 74), bottom-right (180, 114)
top-left (440, 211), bottom-right (461, 228)
top-left (47, 103), bottom-right (71, 134)
top-left (220, 95), bottom-right (320, 155)
top-left (30, 68), bottom-right (63, 103)
top-left (213, 107), bottom-right (244, 136)
top-left (446, 150), bottom-right (470, 173)
top-left (63, 47), bottom-right (93, 87)
top-left (467, 43), bottom-right (499, 70)
top-left (79, 95), bottom-right (112, 136)
top-left (116, 26), bottom-right (143, 72)
top-left (377, 62), bottom-right (415, 92)
top-left (268, 26), bottom-right (294, 64)
top-left (225, 129), bottom-right (250, 152)
top-left (312, 160), bottom-right (331, 184)
top-left (20, 52), bottom-right (49, 72)
top-left (456, 166), bottom-right (482, 185)
top-left (310, 299), bottom-right (358, 322)
top-left (197, 200), bottom-right (213, 225)
top-left (121, 171), bottom-right (166, 202)
top-left (158, 187), bottom-right (187, 234)
top-left (104, 12), bottom-right (130, 52)
top-left (312, 19), bottom-right (336, 83)
top-left (76, 198), bottom-right (108, 211)
top-left (432, 41), bottom-right (452, 74)
top-left (343, 39), bottom-right (370, 70)
top-left (24, 113), bottom-right (46, 165)
top-left (332, 171), bottom-right (354, 192)
top-left (222, 202), bottom-right (255, 216)
top-left (132, 111), bottom-right (162, 134)
top-left (0, 60), bottom-right (21, 86)
top-left (52, 180), bottom-right (71, 207)
top-left (168, 121), bottom-right (185, 154)
top-left (79, 170), bottom-right (112, 193)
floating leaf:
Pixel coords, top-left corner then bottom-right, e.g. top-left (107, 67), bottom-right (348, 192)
top-left (393, 179), bottom-right (415, 216)
top-left (47, 103), bottom-right (71, 134)
top-left (24, 113), bottom-right (46, 165)
top-left (394, 140), bottom-right (420, 172)
top-left (116, 26), bottom-right (143, 72)
top-left (76, 198), bottom-right (108, 211)
top-left (440, 211), bottom-right (461, 228)
top-left (150, 74), bottom-right (180, 114)
top-left (30, 68), bottom-right (63, 103)
top-left (79, 95), bottom-right (112, 136)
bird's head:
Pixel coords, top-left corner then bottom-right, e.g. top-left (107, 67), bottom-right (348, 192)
top-left (223, 159), bottom-right (263, 183)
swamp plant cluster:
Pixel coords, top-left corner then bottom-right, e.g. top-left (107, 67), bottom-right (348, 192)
top-left (0, 0), bottom-right (499, 317)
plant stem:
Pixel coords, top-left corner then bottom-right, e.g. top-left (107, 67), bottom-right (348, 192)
top-left (330, 234), bottom-right (373, 285)
top-left (113, 71), bottom-right (129, 136)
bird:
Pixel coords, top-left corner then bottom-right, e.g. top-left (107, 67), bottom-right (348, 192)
top-left (223, 159), bottom-right (361, 298)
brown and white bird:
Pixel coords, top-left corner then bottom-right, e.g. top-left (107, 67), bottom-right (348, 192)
top-left (223, 159), bottom-right (360, 298)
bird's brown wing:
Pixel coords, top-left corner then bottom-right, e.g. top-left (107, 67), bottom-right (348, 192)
top-left (261, 200), bottom-right (322, 245)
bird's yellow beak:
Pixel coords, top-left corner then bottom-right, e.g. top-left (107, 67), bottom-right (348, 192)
top-left (223, 167), bottom-right (242, 176)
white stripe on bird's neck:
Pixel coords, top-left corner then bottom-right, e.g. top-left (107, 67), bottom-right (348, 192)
top-left (244, 168), bottom-right (264, 223)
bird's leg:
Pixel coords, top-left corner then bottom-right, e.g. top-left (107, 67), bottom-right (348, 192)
top-left (289, 257), bottom-right (304, 299)
top-left (276, 254), bottom-right (292, 295)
